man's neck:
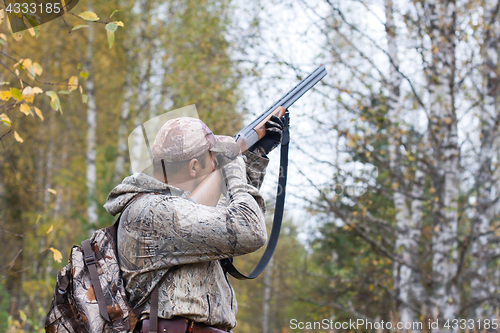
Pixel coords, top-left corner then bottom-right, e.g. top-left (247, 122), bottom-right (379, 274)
top-left (154, 174), bottom-right (196, 193)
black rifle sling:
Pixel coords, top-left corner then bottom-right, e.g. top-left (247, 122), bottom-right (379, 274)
top-left (221, 112), bottom-right (290, 280)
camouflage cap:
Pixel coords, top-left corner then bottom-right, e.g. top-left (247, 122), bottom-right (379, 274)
top-left (152, 117), bottom-right (238, 162)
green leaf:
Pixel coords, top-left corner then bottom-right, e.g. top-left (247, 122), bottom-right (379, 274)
top-left (110, 9), bottom-right (119, 18)
top-left (59, 90), bottom-right (69, 94)
top-left (72, 25), bottom-right (89, 31)
top-left (78, 11), bottom-right (99, 21)
top-left (106, 22), bottom-right (118, 33)
top-left (80, 71), bottom-right (88, 80)
top-left (1, 119), bottom-right (11, 127)
top-left (26, 17), bottom-right (40, 38)
top-left (45, 91), bottom-right (61, 112)
top-left (107, 30), bottom-right (115, 49)
top-left (10, 88), bottom-right (22, 101)
top-left (82, 94), bottom-right (88, 104)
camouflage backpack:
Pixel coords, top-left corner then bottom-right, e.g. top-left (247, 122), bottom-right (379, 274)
top-left (45, 194), bottom-right (165, 333)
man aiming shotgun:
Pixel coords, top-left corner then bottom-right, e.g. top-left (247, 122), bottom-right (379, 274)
top-left (107, 65), bottom-right (326, 333)
top-left (44, 65), bottom-right (326, 333)
top-left (104, 113), bottom-right (283, 332)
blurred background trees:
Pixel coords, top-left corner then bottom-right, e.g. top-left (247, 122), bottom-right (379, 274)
top-left (2, 0), bottom-right (500, 332)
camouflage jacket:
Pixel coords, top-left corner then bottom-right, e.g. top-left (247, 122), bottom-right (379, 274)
top-left (103, 152), bottom-right (269, 331)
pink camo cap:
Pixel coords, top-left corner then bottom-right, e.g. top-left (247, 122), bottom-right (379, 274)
top-left (152, 117), bottom-right (237, 162)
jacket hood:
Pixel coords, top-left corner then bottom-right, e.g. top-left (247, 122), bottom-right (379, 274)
top-left (104, 173), bottom-right (185, 216)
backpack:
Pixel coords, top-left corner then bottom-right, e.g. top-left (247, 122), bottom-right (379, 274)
top-left (45, 194), bottom-right (165, 333)
top-left (44, 221), bottom-right (142, 333)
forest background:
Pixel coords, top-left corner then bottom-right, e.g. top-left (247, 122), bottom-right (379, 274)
top-left (1, 0), bottom-right (500, 332)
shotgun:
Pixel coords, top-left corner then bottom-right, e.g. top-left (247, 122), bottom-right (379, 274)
top-left (234, 64), bottom-right (327, 152)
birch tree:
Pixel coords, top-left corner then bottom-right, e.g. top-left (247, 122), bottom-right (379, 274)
top-left (276, 0), bottom-right (500, 329)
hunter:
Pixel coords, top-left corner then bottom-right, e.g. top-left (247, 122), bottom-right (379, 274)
top-left (103, 116), bottom-right (283, 332)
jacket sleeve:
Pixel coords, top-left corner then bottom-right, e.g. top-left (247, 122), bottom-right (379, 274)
top-left (244, 150), bottom-right (269, 190)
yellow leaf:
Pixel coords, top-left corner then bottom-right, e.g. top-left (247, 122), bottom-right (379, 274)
top-left (22, 86), bottom-right (34, 103)
top-left (72, 25), bottom-right (89, 31)
top-left (19, 310), bottom-right (27, 323)
top-left (110, 9), bottom-right (119, 19)
top-left (22, 59), bottom-right (32, 69)
top-left (47, 188), bottom-right (57, 194)
top-left (46, 225), bottom-right (53, 234)
top-left (32, 87), bottom-right (43, 94)
top-left (49, 247), bottom-right (63, 263)
top-left (14, 130), bottom-right (23, 142)
top-left (0, 113), bottom-right (11, 124)
top-left (33, 62), bottom-right (43, 76)
top-left (34, 107), bottom-right (43, 121)
top-left (115, 21), bottom-right (124, 27)
top-left (0, 90), bottom-right (11, 101)
top-left (12, 59), bottom-right (23, 69)
top-left (0, 33), bottom-right (6, 41)
top-left (79, 85), bottom-right (82, 94)
top-left (19, 103), bottom-right (30, 116)
top-left (68, 76), bottom-right (78, 92)
top-left (78, 11), bottom-right (99, 21)
top-left (7, 16), bottom-right (23, 41)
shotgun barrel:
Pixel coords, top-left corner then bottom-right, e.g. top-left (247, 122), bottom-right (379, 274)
top-left (234, 64), bottom-right (327, 152)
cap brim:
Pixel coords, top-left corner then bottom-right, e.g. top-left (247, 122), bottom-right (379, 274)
top-left (210, 135), bottom-right (240, 158)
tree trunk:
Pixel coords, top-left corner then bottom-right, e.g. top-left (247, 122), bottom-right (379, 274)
top-left (469, 0), bottom-right (500, 319)
top-left (385, 1), bottom-right (422, 328)
top-left (425, 0), bottom-right (459, 326)
top-left (113, 71), bottom-right (133, 184)
top-left (85, 0), bottom-right (98, 224)
top-left (262, 256), bottom-right (274, 333)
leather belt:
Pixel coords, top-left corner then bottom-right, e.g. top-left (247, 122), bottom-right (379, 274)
top-left (141, 317), bottom-right (231, 333)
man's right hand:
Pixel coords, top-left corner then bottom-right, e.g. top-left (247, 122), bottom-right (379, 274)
top-left (188, 154), bottom-right (245, 206)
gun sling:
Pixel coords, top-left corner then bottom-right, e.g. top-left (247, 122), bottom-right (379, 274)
top-left (220, 112), bottom-right (290, 280)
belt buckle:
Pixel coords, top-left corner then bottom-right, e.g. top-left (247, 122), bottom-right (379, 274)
top-left (186, 319), bottom-right (194, 333)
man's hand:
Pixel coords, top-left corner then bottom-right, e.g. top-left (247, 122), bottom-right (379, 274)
top-left (249, 115), bottom-right (284, 156)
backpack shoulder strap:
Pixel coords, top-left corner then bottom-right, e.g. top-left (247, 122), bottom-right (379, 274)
top-left (81, 192), bottom-right (149, 322)
top-left (81, 239), bottom-right (110, 322)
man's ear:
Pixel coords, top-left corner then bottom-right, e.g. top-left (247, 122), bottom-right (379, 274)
top-left (188, 158), bottom-right (198, 178)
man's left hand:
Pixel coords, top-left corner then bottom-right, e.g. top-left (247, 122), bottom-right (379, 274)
top-left (249, 115), bottom-right (284, 156)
